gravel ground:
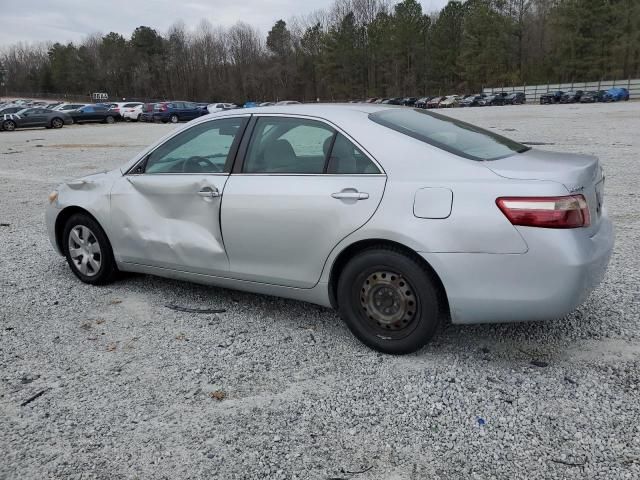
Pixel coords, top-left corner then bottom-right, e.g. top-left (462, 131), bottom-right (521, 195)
top-left (1, 104), bottom-right (639, 479)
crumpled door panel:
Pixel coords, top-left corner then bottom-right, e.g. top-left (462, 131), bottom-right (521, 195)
top-left (110, 174), bottom-right (230, 275)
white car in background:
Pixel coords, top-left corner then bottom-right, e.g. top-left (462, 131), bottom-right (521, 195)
top-left (438, 95), bottom-right (460, 108)
top-left (109, 102), bottom-right (144, 120)
top-left (122, 104), bottom-right (144, 121)
top-left (53, 103), bottom-right (88, 112)
top-left (207, 103), bottom-right (236, 114)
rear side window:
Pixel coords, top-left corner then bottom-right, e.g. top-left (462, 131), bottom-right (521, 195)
top-left (326, 134), bottom-right (380, 174)
top-left (243, 117), bottom-right (334, 174)
top-left (369, 109), bottom-right (529, 161)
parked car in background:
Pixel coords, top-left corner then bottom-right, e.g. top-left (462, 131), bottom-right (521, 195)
top-left (122, 104), bottom-right (144, 121)
top-left (68, 104), bottom-right (117, 124)
top-left (480, 92), bottom-right (509, 106)
top-left (151, 101), bottom-right (207, 123)
top-left (259, 102), bottom-right (275, 107)
top-left (0, 105), bottom-right (28, 117)
top-left (108, 102), bottom-right (144, 120)
top-left (1, 108), bottom-right (72, 131)
top-left (46, 102), bottom-right (63, 109)
top-left (46, 104), bottom-right (613, 355)
top-left (382, 97), bottom-right (404, 105)
top-left (504, 92), bottom-right (526, 105)
top-left (53, 103), bottom-right (88, 112)
top-left (139, 103), bottom-right (156, 122)
top-left (540, 91), bottom-right (564, 104)
top-left (275, 100), bottom-right (301, 105)
top-left (560, 90), bottom-right (584, 103)
top-left (402, 97), bottom-right (418, 106)
top-left (579, 90), bottom-right (606, 103)
top-left (606, 87), bottom-right (630, 101)
top-left (426, 96), bottom-right (444, 108)
top-left (414, 97), bottom-right (430, 109)
top-left (438, 95), bottom-right (460, 108)
top-left (208, 102), bottom-right (236, 114)
top-left (459, 94), bottom-right (484, 107)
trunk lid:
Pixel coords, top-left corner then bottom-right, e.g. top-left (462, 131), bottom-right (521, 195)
top-left (486, 149), bottom-right (604, 234)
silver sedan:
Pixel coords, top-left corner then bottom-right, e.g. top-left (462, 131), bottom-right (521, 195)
top-left (45, 105), bottom-right (614, 354)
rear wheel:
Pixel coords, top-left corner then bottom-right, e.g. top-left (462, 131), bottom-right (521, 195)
top-left (337, 246), bottom-right (441, 354)
top-left (51, 117), bottom-right (64, 129)
top-left (170, 114), bottom-right (179, 124)
top-left (63, 213), bottom-right (117, 285)
top-left (105, 115), bottom-right (115, 124)
top-left (2, 120), bottom-right (16, 131)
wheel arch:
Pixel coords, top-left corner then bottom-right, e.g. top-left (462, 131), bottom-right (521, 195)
top-left (328, 238), bottom-right (450, 320)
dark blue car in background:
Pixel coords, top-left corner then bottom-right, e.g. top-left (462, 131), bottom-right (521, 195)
top-left (152, 101), bottom-right (208, 123)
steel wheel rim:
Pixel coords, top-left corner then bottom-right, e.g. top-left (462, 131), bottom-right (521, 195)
top-left (52, 119), bottom-right (62, 128)
top-left (170, 115), bottom-right (178, 123)
top-left (359, 270), bottom-right (417, 332)
top-left (68, 225), bottom-right (102, 277)
top-left (4, 121), bottom-right (15, 131)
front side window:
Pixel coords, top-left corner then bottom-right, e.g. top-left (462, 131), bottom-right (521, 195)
top-left (144, 118), bottom-right (246, 174)
top-left (369, 109), bottom-right (529, 161)
top-left (243, 117), bottom-right (334, 174)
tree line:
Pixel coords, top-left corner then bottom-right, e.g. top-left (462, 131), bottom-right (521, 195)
top-left (1, 0), bottom-right (638, 103)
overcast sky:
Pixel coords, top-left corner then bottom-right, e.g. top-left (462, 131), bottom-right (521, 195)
top-left (0, 0), bottom-right (450, 46)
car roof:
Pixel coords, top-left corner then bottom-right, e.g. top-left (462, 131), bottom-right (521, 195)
top-left (206, 103), bottom-right (397, 120)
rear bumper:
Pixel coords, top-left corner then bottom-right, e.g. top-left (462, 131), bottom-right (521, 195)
top-left (420, 215), bottom-right (614, 324)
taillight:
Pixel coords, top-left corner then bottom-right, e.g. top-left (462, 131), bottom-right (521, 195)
top-left (496, 195), bottom-right (590, 228)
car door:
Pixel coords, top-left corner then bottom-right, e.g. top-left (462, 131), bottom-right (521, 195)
top-left (20, 109), bottom-right (44, 126)
top-left (183, 102), bottom-right (199, 120)
top-left (110, 116), bottom-right (250, 275)
top-left (221, 115), bottom-right (387, 288)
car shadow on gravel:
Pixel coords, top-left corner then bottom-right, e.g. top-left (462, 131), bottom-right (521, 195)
top-left (84, 271), bottom-right (621, 364)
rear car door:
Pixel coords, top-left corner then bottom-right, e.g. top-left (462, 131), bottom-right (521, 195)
top-left (221, 115), bottom-right (387, 288)
top-left (110, 116), bottom-right (249, 275)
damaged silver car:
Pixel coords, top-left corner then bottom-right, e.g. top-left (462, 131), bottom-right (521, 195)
top-left (46, 105), bottom-right (614, 354)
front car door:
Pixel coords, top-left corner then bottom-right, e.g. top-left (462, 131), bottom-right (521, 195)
top-left (110, 116), bottom-right (249, 275)
top-left (221, 115), bottom-right (387, 288)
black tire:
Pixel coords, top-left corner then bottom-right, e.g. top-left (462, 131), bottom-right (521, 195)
top-left (337, 246), bottom-right (441, 354)
top-left (51, 117), bottom-right (64, 129)
top-left (2, 120), bottom-right (16, 131)
top-left (169, 114), bottom-right (179, 124)
top-left (105, 115), bottom-right (115, 124)
top-left (63, 213), bottom-right (118, 285)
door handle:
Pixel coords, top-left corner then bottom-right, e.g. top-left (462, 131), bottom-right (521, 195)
top-left (198, 187), bottom-right (220, 198)
top-left (331, 191), bottom-right (369, 200)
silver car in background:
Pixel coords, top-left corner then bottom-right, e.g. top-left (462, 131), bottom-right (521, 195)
top-left (45, 105), bottom-right (614, 354)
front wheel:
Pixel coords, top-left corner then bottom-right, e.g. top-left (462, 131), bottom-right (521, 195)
top-left (63, 213), bottom-right (117, 285)
top-left (51, 117), bottom-right (64, 129)
top-left (2, 120), bottom-right (16, 131)
top-left (337, 246), bottom-right (441, 354)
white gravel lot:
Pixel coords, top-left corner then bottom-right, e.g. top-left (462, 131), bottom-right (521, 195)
top-left (1, 103), bottom-right (639, 479)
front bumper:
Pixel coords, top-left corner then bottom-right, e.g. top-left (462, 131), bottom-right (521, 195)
top-left (46, 201), bottom-right (63, 255)
top-left (420, 215), bottom-right (614, 324)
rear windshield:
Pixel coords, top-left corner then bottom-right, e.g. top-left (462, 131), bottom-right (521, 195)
top-left (369, 109), bottom-right (529, 161)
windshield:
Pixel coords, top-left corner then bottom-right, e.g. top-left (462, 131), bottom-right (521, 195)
top-left (369, 109), bottom-right (530, 161)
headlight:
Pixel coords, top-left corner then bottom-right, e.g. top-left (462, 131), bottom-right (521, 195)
top-left (48, 190), bottom-right (58, 204)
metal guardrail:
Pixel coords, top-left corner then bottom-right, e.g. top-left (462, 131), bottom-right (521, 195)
top-left (482, 78), bottom-right (639, 102)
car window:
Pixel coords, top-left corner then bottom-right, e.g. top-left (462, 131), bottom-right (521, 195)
top-left (326, 133), bottom-right (380, 174)
top-left (82, 106), bottom-right (94, 112)
top-left (123, 103), bottom-right (140, 108)
top-left (184, 102), bottom-right (196, 109)
top-left (144, 118), bottom-right (246, 174)
top-left (243, 117), bottom-right (334, 174)
top-left (369, 109), bottom-right (530, 161)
